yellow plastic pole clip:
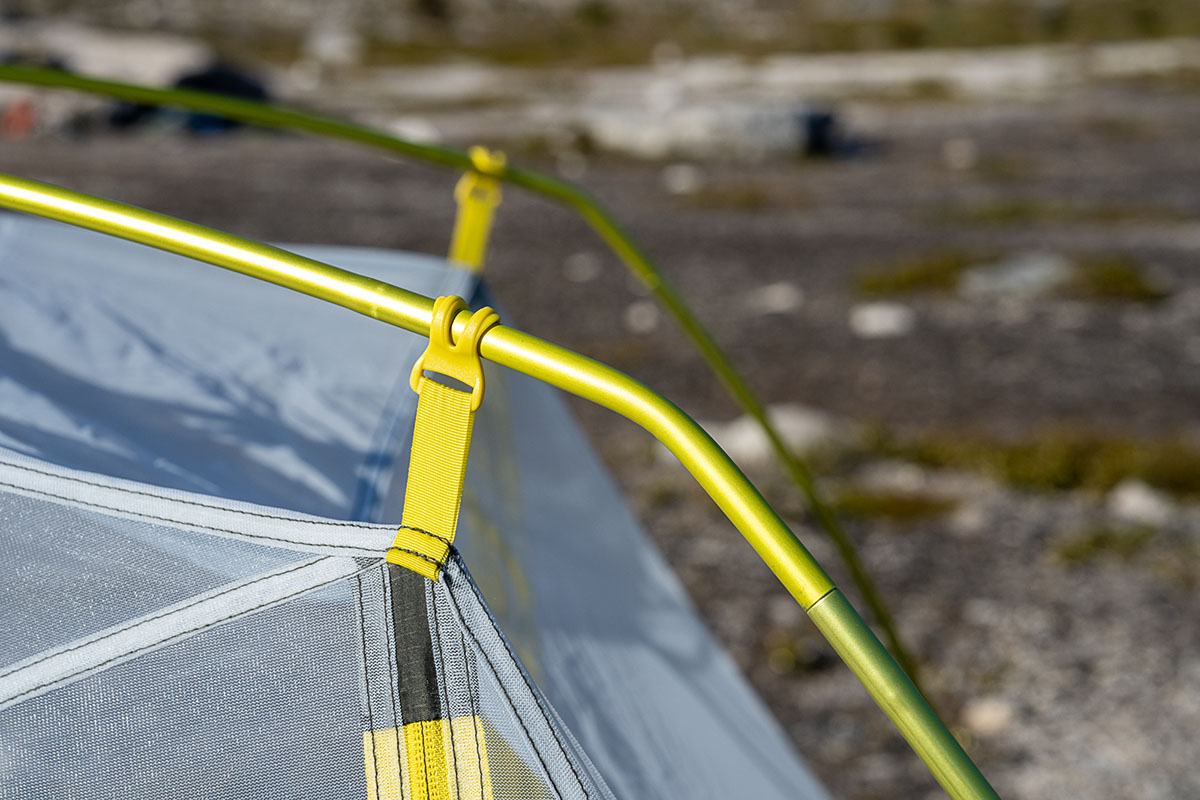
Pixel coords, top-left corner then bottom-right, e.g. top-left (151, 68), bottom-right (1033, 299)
top-left (389, 296), bottom-right (501, 580)
top-left (409, 295), bottom-right (501, 411)
top-left (448, 146), bottom-right (506, 272)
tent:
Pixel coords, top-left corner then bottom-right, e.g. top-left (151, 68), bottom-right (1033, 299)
top-left (0, 66), bottom-right (999, 797)
top-left (0, 210), bottom-right (832, 798)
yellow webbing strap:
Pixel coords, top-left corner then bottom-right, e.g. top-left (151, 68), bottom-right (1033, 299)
top-left (364, 717), bottom-right (495, 800)
top-left (386, 295), bottom-right (500, 580)
top-left (448, 146), bottom-right (506, 272)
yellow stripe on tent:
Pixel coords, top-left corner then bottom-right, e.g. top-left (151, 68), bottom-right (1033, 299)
top-left (364, 716), bottom-right (494, 800)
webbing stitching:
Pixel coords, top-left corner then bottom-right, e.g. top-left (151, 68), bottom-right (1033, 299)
top-left (357, 574), bottom-right (383, 800)
top-left (419, 720), bottom-right (432, 799)
top-left (0, 479), bottom-right (379, 554)
top-left (0, 456), bottom-right (387, 529)
top-left (397, 524), bottom-right (452, 547)
top-left (0, 557), bottom-right (323, 681)
top-left (438, 572), bottom-right (570, 800)
top-left (386, 546), bottom-right (445, 572)
top-left (4, 570), bottom-right (350, 706)
top-left (448, 555), bottom-right (590, 797)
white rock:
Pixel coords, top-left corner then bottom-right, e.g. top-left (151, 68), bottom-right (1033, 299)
top-left (563, 252), bottom-right (602, 283)
top-left (744, 281), bottom-right (804, 315)
top-left (849, 302), bottom-right (915, 339)
top-left (962, 697), bottom-right (1015, 736)
top-left (661, 163), bottom-right (704, 196)
top-left (701, 403), bottom-right (845, 466)
top-left (1107, 479), bottom-right (1173, 527)
top-left (623, 301), bottom-right (660, 334)
top-left (386, 116), bottom-right (441, 144)
top-left (961, 251), bottom-right (1073, 299)
top-left (303, 19), bottom-right (363, 68)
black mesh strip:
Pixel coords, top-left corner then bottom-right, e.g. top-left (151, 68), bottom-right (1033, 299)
top-left (388, 564), bottom-right (443, 723)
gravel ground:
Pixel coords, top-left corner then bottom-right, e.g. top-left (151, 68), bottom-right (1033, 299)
top-left (4, 78), bottom-right (1200, 798)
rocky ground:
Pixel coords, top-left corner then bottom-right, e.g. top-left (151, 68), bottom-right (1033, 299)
top-left (4, 68), bottom-right (1200, 798)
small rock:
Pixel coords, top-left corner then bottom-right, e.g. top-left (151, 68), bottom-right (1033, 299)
top-left (623, 300), bottom-right (660, 334)
top-left (701, 403), bottom-right (846, 465)
top-left (950, 502), bottom-right (988, 537)
top-left (943, 137), bottom-right (979, 170)
top-left (960, 251), bottom-right (1073, 299)
top-left (1107, 479), bottom-right (1173, 527)
top-left (849, 302), bottom-right (915, 339)
top-left (744, 281), bottom-right (804, 315)
top-left (661, 163), bottom-right (703, 196)
top-left (962, 697), bottom-right (1015, 736)
top-left (303, 20), bottom-right (363, 68)
top-left (563, 252), bottom-right (602, 283)
top-left (386, 116), bottom-right (440, 144)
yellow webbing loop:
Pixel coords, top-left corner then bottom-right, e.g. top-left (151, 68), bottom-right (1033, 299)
top-left (387, 296), bottom-right (500, 579)
top-left (448, 146), bottom-right (506, 272)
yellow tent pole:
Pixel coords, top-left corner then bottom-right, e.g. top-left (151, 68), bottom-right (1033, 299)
top-left (0, 173), bottom-right (1000, 800)
top-left (0, 65), bottom-right (918, 684)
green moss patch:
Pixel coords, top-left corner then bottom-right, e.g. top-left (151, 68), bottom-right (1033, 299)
top-left (1053, 525), bottom-right (1157, 565)
top-left (854, 250), bottom-right (977, 296)
top-left (1067, 255), bottom-right (1170, 303)
top-left (874, 428), bottom-right (1200, 498)
top-left (833, 485), bottom-right (957, 521)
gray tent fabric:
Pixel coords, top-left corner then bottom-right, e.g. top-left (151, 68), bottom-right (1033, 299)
top-left (0, 213), bottom-right (828, 799)
top-left (0, 448), bottom-right (614, 799)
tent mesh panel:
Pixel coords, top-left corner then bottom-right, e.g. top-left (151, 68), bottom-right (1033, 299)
top-left (0, 468), bottom-right (614, 799)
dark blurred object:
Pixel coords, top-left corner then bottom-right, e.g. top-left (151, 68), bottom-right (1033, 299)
top-left (800, 109), bottom-right (837, 157)
top-left (0, 53), bottom-right (68, 71)
top-left (109, 61), bottom-right (270, 133)
top-left (797, 106), bottom-right (879, 159)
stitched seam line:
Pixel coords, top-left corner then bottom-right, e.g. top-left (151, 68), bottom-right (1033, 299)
top-left (0, 456), bottom-right (388, 530)
top-left (397, 524), bottom-right (452, 547)
top-left (430, 589), bottom-right (462, 797)
top-left (357, 575), bottom-right (383, 800)
top-left (440, 567), bottom-right (575, 799)
top-left (0, 478), bottom-right (379, 554)
top-left (461, 630), bottom-right (487, 800)
top-left (4, 570), bottom-right (350, 706)
top-left (448, 555), bottom-right (590, 797)
top-left (0, 558), bottom-right (323, 681)
top-left (387, 546), bottom-right (445, 571)
top-left (380, 564), bottom-right (405, 791)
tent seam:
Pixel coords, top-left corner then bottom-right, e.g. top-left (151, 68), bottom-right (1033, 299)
top-left (0, 478), bottom-right (382, 554)
top-left (0, 456), bottom-right (389, 530)
top-left (449, 554), bottom-right (592, 796)
top-left (0, 557), bottom-right (325, 681)
top-left (4, 569), bottom-right (353, 705)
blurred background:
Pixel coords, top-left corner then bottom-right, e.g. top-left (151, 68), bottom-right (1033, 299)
top-left (2, 1), bottom-right (1199, 797)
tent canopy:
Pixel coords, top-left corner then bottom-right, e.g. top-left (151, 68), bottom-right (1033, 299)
top-left (0, 213), bottom-right (827, 799)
